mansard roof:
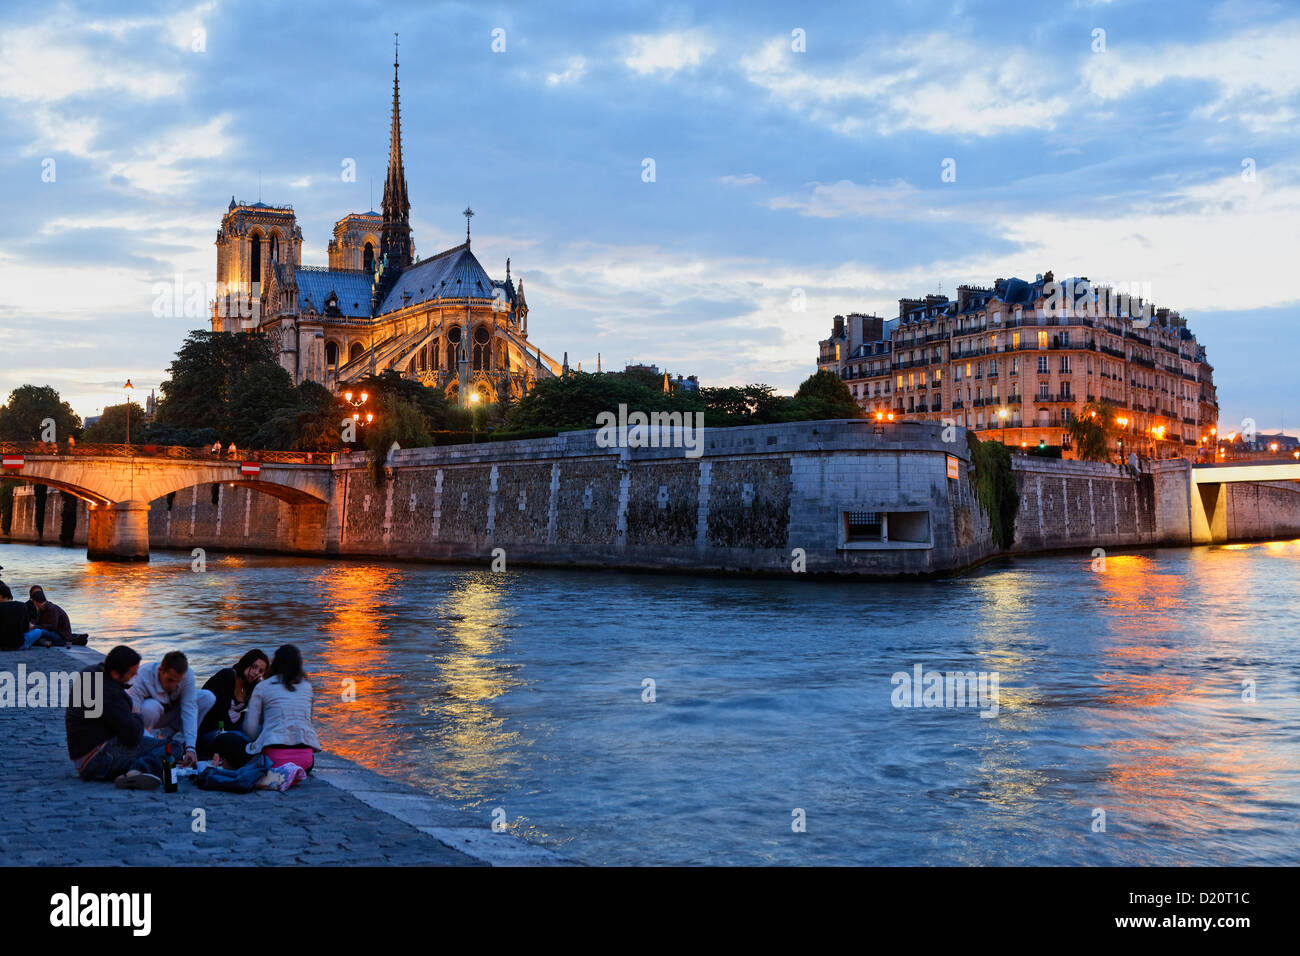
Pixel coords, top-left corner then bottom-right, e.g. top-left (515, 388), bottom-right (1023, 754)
top-left (376, 242), bottom-right (499, 315)
top-left (296, 266), bottom-right (373, 318)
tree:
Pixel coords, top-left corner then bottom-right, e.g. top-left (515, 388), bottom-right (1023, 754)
top-left (250, 382), bottom-right (347, 452)
top-left (155, 331), bottom-right (284, 439)
top-left (1065, 400), bottom-right (1123, 463)
top-left (505, 371), bottom-right (701, 432)
top-left (349, 370), bottom-right (456, 433)
top-left (699, 384), bottom-right (783, 425)
top-left (225, 364), bottom-right (299, 447)
top-left (780, 370), bottom-right (863, 421)
top-left (365, 395), bottom-right (432, 483)
top-left (83, 401), bottom-right (147, 443)
top-left (0, 385), bottom-right (82, 442)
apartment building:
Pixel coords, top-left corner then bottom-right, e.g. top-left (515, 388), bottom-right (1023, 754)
top-left (817, 272), bottom-right (1219, 458)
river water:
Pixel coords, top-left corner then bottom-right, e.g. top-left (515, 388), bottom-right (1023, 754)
top-left (3, 539), bottom-right (1297, 865)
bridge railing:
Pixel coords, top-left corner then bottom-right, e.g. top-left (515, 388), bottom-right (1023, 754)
top-left (0, 442), bottom-right (334, 464)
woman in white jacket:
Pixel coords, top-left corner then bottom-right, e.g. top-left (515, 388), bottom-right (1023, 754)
top-left (242, 645), bottom-right (322, 773)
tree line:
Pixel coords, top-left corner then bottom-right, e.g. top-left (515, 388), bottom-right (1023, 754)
top-left (0, 332), bottom-right (864, 459)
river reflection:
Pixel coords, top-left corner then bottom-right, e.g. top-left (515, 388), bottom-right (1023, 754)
top-left (4, 539), bottom-right (1298, 865)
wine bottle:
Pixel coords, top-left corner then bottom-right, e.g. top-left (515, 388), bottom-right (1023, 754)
top-left (163, 743), bottom-right (178, 793)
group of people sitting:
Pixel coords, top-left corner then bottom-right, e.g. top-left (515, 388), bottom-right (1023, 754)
top-left (0, 582), bottom-right (88, 648)
top-left (65, 643), bottom-right (320, 792)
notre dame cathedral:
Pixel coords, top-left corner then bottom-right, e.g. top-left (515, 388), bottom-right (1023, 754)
top-left (209, 46), bottom-right (565, 407)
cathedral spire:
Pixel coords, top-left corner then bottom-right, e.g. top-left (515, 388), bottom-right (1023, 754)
top-left (380, 33), bottom-right (413, 270)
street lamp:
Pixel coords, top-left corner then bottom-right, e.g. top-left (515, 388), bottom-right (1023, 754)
top-left (998, 406), bottom-right (1008, 444)
top-left (470, 391), bottom-right (480, 443)
top-left (343, 390), bottom-right (372, 446)
top-left (123, 379), bottom-right (134, 446)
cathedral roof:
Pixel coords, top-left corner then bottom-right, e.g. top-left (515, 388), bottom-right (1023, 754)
top-left (295, 267), bottom-right (372, 317)
top-left (376, 243), bottom-right (499, 315)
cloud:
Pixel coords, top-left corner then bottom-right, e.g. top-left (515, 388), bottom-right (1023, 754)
top-left (769, 179), bottom-right (923, 218)
top-left (104, 114), bottom-right (236, 194)
top-left (718, 173), bottom-right (762, 186)
top-left (0, 24), bottom-right (183, 103)
top-left (623, 30), bottom-right (715, 76)
top-left (1082, 21), bottom-right (1300, 132)
top-left (546, 56), bottom-right (587, 87)
top-left (741, 34), bottom-right (1071, 136)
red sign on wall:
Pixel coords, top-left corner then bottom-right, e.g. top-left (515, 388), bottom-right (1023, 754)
top-left (2, 455), bottom-right (24, 470)
top-left (946, 455), bottom-right (960, 480)
top-left (240, 462), bottom-right (261, 476)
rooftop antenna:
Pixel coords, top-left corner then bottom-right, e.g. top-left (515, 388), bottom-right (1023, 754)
top-left (463, 206), bottom-right (474, 246)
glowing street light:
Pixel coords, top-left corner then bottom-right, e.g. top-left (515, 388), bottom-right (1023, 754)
top-left (122, 379), bottom-right (134, 445)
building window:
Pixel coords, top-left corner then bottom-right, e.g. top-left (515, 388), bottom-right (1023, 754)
top-left (1060, 330), bottom-right (1069, 347)
top-left (325, 341), bottom-right (339, 366)
top-left (363, 242), bottom-right (374, 272)
top-left (845, 511), bottom-right (883, 541)
top-left (1038, 382), bottom-right (1050, 399)
top-left (1013, 331), bottom-right (1020, 349)
top-left (1037, 356), bottom-right (1049, 374)
top-left (250, 234), bottom-right (261, 284)
top-left (1037, 330), bottom-right (1049, 348)
top-left (1061, 381), bottom-right (1072, 397)
top-left (472, 325), bottom-right (492, 370)
top-left (1060, 356), bottom-right (1071, 373)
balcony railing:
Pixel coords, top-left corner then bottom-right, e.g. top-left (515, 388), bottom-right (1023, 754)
top-left (0, 442), bottom-right (334, 464)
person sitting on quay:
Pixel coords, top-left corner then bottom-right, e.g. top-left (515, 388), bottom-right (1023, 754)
top-left (0, 582), bottom-right (35, 650)
top-left (66, 645), bottom-right (169, 790)
top-left (210, 440), bottom-right (221, 458)
top-left (197, 649), bottom-right (268, 767)
top-left (22, 586), bottom-right (86, 647)
top-left (242, 645), bottom-right (321, 774)
top-left (226, 441), bottom-right (238, 460)
top-left (127, 651), bottom-right (215, 770)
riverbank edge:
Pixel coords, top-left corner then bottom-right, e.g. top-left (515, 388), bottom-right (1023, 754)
top-left (51, 644), bottom-right (578, 867)
top-left (9, 533), bottom-right (1296, 584)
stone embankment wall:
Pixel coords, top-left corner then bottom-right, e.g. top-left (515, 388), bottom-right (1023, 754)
top-left (328, 420), bottom-right (992, 575)
top-left (1222, 480), bottom-right (1300, 541)
top-left (5, 423), bottom-right (1300, 574)
top-left (1008, 457), bottom-right (1193, 551)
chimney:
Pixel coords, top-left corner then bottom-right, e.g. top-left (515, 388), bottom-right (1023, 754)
top-left (832, 315), bottom-right (845, 337)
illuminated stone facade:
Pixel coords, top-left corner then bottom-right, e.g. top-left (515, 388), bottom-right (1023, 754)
top-left (817, 272), bottom-right (1219, 458)
top-left (210, 55), bottom-right (562, 406)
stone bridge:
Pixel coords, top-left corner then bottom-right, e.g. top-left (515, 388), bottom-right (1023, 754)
top-left (1, 444), bottom-right (333, 560)
top-left (1191, 459), bottom-right (1300, 544)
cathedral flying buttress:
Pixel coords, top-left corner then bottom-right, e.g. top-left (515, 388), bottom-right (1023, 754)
top-left (209, 40), bottom-right (564, 407)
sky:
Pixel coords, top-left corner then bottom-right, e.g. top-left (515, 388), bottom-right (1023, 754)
top-left (0, 0), bottom-right (1297, 434)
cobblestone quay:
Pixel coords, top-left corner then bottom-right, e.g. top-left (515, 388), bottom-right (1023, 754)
top-left (0, 647), bottom-right (569, 867)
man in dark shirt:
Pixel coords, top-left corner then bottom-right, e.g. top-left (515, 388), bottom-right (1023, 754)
top-left (66, 644), bottom-right (168, 790)
top-left (24, 586), bottom-right (75, 646)
top-left (0, 582), bottom-right (33, 650)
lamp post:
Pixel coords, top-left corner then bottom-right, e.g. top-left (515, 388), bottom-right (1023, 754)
top-left (344, 390), bottom-right (372, 447)
top-left (123, 379), bottom-right (134, 446)
top-left (470, 391), bottom-right (480, 443)
top-left (998, 406), bottom-right (1007, 445)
